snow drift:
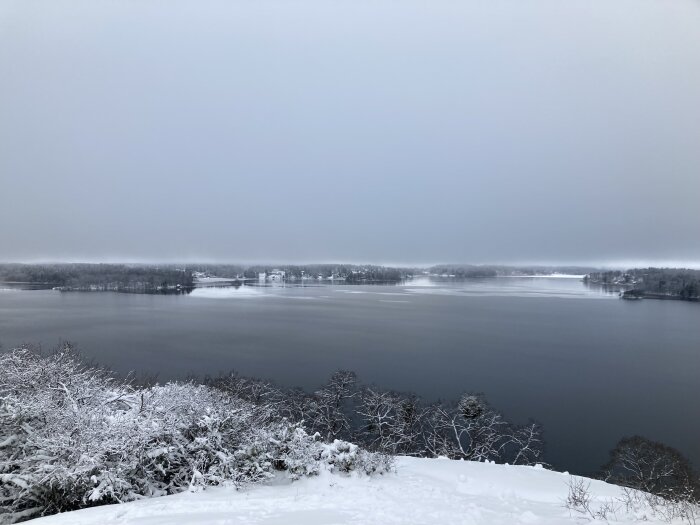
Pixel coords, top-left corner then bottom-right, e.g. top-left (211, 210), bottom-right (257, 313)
top-left (26, 457), bottom-right (698, 524)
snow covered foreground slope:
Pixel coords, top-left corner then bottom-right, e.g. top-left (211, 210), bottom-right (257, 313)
top-left (28, 457), bottom-right (687, 525)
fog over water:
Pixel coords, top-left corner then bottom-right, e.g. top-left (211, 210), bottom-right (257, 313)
top-left (1, 0), bottom-right (700, 265)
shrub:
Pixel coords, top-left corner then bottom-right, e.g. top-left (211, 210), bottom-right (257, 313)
top-left (0, 349), bottom-right (383, 524)
top-left (321, 440), bottom-right (394, 475)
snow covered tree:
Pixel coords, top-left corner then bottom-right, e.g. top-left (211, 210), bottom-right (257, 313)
top-left (306, 371), bottom-right (357, 441)
top-left (506, 421), bottom-right (544, 466)
top-left (356, 388), bottom-right (426, 455)
top-left (424, 394), bottom-right (507, 461)
top-left (205, 371), bottom-right (282, 407)
top-left (422, 393), bottom-right (543, 465)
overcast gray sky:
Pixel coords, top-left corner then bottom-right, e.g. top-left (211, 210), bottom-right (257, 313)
top-left (1, 0), bottom-right (699, 266)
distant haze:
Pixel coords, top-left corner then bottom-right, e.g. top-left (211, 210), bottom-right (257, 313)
top-left (1, 0), bottom-right (699, 266)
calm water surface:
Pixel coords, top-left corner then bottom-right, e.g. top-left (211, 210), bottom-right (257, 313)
top-left (1, 276), bottom-right (698, 475)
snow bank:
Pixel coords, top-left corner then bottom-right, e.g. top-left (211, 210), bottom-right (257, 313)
top-left (26, 457), bottom-right (690, 524)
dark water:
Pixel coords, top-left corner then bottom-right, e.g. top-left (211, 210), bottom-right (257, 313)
top-left (1, 277), bottom-right (698, 475)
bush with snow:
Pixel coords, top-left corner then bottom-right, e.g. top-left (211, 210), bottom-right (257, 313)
top-left (320, 440), bottom-right (393, 475)
top-left (0, 348), bottom-right (389, 524)
top-left (0, 348), bottom-right (546, 524)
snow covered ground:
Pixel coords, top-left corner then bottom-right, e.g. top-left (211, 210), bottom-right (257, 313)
top-left (27, 457), bottom-right (691, 525)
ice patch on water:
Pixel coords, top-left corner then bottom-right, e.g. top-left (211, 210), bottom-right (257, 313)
top-left (189, 286), bottom-right (264, 299)
top-left (402, 277), bottom-right (613, 300)
top-left (402, 277), bottom-right (437, 287)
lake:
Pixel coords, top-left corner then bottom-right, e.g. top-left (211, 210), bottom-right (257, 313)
top-left (1, 276), bottom-right (698, 475)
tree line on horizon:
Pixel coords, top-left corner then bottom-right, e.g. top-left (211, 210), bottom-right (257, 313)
top-left (5, 263), bottom-right (699, 297)
top-left (584, 268), bottom-right (700, 300)
top-left (0, 264), bottom-right (193, 292)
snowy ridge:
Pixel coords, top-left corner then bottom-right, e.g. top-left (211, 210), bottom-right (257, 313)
top-left (27, 457), bottom-right (691, 524)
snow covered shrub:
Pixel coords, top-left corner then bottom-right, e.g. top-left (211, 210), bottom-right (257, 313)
top-left (355, 450), bottom-right (394, 476)
top-left (138, 382), bottom-right (275, 489)
top-left (565, 477), bottom-right (621, 522)
top-left (320, 440), bottom-right (393, 475)
top-left (268, 425), bottom-right (322, 480)
top-left (617, 486), bottom-right (699, 525)
top-left (0, 346), bottom-right (138, 522)
top-left (230, 443), bottom-right (274, 485)
top-left (0, 349), bottom-right (287, 522)
top-left (0, 349), bottom-right (389, 523)
top-left (321, 440), bottom-right (359, 472)
top-left (0, 352), bottom-right (541, 524)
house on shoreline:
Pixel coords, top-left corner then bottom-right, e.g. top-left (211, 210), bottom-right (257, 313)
top-left (259, 269), bottom-right (286, 282)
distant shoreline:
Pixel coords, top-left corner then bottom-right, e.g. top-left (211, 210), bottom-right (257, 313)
top-left (584, 269), bottom-right (700, 303)
top-left (621, 291), bottom-right (699, 302)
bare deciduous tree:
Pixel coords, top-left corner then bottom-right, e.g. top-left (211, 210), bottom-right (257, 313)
top-left (307, 371), bottom-right (357, 441)
top-left (601, 436), bottom-right (699, 503)
top-left (356, 388), bottom-right (427, 454)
